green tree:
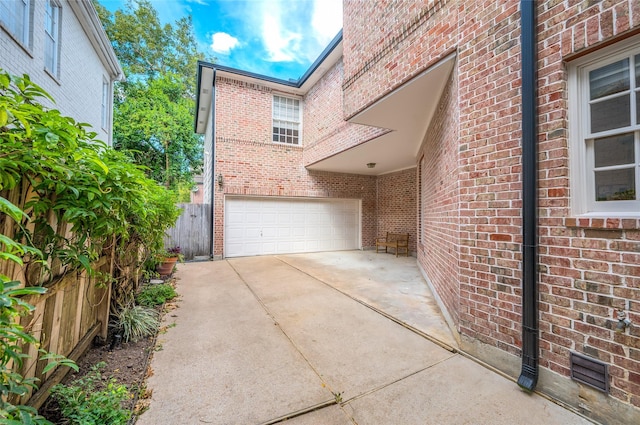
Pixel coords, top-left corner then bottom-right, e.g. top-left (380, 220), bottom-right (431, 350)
top-left (113, 74), bottom-right (203, 187)
top-left (95, 0), bottom-right (211, 188)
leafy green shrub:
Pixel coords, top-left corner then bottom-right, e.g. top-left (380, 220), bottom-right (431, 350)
top-left (136, 284), bottom-right (177, 307)
top-left (0, 69), bottom-right (181, 287)
top-left (51, 362), bottom-right (131, 425)
top-left (111, 304), bottom-right (159, 342)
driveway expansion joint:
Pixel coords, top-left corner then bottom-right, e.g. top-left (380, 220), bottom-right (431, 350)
top-left (275, 255), bottom-right (458, 353)
top-left (258, 399), bottom-right (339, 425)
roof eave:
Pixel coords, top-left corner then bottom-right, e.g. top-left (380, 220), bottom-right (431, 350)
top-left (68, 0), bottom-right (124, 81)
top-left (195, 31), bottom-right (343, 134)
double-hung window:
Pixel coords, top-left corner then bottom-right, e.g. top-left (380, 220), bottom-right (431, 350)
top-left (44, 0), bottom-right (60, 77)
top-left (0, 0), bottom-right (31, 47)
top-left (272, 95), bottom-right (301, 145)
top-left (570, 38), bottom-right (640, 215)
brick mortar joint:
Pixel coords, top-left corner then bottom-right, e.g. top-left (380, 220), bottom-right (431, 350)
top-left (307, 125), bottom-right (391, 150)
top-left (305, 121), bottom-right (353, 148)
top-left (217, 76), bottom-right (273, 93)
top-left (342, 0), bottom-right (447, 91)
top-left (564, 217), bottom-right (640, 230)
top-left (217, 137), bottom-right (303, 150)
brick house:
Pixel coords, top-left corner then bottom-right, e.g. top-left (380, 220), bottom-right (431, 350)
top-left (0, 0), bottom-right (123, 145)
top-left (196, 1), bottom-right (640, 422)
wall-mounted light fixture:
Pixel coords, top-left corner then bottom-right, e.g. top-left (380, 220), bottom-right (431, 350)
top-left (217, 173), bottom-right (224, 189)
top-left (366, 163), bottom-right (376, 169)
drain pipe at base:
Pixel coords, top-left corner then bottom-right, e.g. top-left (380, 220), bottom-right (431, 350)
top-left (517, 0), bottom-right (539, 392)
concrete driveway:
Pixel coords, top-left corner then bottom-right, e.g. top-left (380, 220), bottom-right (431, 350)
top-left (137, 251), bottom-right (593, 425)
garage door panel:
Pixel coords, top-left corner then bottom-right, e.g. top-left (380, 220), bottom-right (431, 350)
top-left (262, 212), bottom-right (277, 224)
top-left (278, 227), bottom-right (292, 238)
top-left (262, 227), bottom-right (278, 238)
top-left (225, 197), bottom-right (360, 258)
top-left (245, 212), bottom-right (261, 224)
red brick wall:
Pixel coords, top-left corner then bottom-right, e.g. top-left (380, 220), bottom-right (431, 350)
top-left (190, 183), bottom-right (204, 204)
top-left (456, 1), bottom-right (523, 356)
top-left (211, 0), bottom-right (640, 416)
top-left (537, 0), bottom-right (640, 410)
top-left (342, 0), bottom-right (640, 416)
top-left (213, 76), bottom-right (378, 256)
top-left (376, 168), bottom-right (417, 254)
top-left (215, 77), bottom-right (272, 141)
top-left (342, 0), bottom-right (458, 119)
top-left (418, 74), bottom-right (460, 328)
top-left (303, 59), bottom-right (388, 167)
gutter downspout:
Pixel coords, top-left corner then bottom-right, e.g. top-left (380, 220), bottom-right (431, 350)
top-left (209, 69), bottom-right (216, 260)
top-left (517, 0), bottom-right (539, 391)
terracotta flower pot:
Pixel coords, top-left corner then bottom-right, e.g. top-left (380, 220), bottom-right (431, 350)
top-left (156, 256), bottom-right (178, 276)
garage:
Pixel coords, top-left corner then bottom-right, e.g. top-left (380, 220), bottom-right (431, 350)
top-left (224, 197), bottom-right (361, 258)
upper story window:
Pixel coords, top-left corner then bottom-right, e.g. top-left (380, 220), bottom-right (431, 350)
top-left (0, 0), bottom-right (32, 47)
top-left (272, 95), bottom-right (301, 145)
top-left (44, 0), bottom-right (60, 76)
top-left (569, 37), bottom-right (640, 215)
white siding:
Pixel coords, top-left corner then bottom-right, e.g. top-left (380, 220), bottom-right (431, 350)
top-left (202, 111), bottom-right (213, 204)
top-left (0, 0), bottom-right (118, 145)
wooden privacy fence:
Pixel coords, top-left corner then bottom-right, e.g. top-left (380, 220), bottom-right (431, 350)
top-left (22, 256), bottom-right (112, 408)
top-left (164, 203), bottom-right (211, 260)
top-left (1, 184), bottom-right (115, 409)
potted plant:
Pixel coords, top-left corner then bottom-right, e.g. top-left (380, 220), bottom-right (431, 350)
top-left (156, 246), bottom-right (182, 276)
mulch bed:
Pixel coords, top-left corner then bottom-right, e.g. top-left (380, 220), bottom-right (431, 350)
top-left (41, 282), bottom-right (180, 424)
top-left (40, 333), bottom-right (156, 423)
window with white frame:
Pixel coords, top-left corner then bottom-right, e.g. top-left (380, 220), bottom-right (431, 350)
top-left (0, 0), bottom-right (31, 47)
top-left (44, 0), bottom-right (60, 76)
top-left (272, 95), bottom-right (301, 145)
top-left (101, 79), bottom-right (109, 130)
top-left (569, 37), bottom-right (640, 215)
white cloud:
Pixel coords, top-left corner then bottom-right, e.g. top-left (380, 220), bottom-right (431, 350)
top-left (210, 32), bottom-right (240, 55)
top-left (311, 0), bottom-right (342, 45)
top-left (256, 0), bottom-right (342, 65)
top-left (261, 1), bottom-right (302, 62)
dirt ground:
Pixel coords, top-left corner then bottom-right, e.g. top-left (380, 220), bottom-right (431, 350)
top-left (41, 286), bottom-right (180, 423)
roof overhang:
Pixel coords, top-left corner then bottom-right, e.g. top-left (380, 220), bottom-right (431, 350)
top-left (69, 0), bottom-right (123, 81)
top-left (307, 52), bottom-right (456, 176)
top-left (195, 31), bottom-right (343, 134)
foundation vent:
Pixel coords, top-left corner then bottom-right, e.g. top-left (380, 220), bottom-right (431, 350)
top-left (570, 352), bottom-right (609, 393)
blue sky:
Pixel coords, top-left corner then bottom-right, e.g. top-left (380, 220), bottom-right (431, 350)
top-left (99, 0), bottom-right (343, 80)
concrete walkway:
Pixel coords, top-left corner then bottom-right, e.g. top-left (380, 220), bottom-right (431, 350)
top-left (137, 251), bottom-right (593, 425)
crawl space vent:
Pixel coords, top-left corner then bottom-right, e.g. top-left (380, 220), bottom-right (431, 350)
top-left (570, 352), bottom-right (609, 393)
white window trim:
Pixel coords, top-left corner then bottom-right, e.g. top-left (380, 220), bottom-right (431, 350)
top-left (44, 0), bottom-right (61, 77)
top-left (568, 36), bottom-right (640, 217)
top-left (101, 78), bottom-right (109, 131)
top-left (272, 93), bottom-right (302, 146)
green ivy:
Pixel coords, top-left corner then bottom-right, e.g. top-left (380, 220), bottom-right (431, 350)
top-left (0, 69), bottom-right (181, 422)
top-left (0, 70), bottom-right (180, 283)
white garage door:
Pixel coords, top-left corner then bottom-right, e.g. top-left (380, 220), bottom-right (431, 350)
top-left (224, 197), bottom-right (360, 258)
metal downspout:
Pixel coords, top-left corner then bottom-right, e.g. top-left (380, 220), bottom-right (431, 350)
top-left (209, 69), bottom-right (216, 259)
top-left (517, 0), bottom-right (539, 391)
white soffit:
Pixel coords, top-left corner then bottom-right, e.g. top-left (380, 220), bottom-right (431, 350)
top-left (196, 66), bottom-right (214, 134)
top-left (307, 53), bottom-right (456, 176)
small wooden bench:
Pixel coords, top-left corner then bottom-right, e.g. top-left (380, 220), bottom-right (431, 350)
top-left (375, 232), bottom-right (409, 257)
